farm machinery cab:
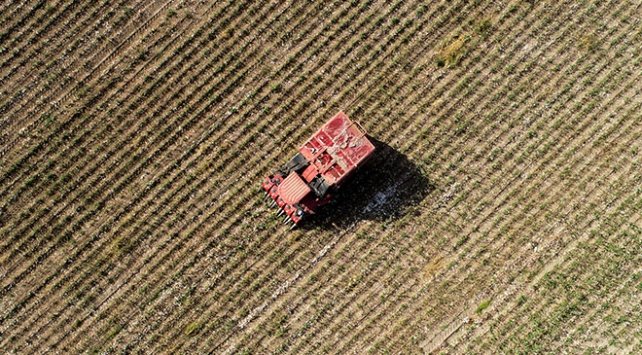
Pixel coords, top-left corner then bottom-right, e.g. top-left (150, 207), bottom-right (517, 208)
top-left (262, 112), bottom-right (376, 228)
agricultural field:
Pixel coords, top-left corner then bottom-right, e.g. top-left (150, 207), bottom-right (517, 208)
top-left (1, 0), bottom-right (641, 353)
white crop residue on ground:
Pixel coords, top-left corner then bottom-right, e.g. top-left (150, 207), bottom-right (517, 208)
top-left (363, 183), bottom-right (399, 215)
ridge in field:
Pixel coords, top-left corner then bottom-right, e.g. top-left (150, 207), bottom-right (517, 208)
top-left (301, 137), bottom-right (433, 230)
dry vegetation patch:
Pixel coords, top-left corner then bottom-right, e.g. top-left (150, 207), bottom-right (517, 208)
top-left (0, 0), bottom-right (640, 353)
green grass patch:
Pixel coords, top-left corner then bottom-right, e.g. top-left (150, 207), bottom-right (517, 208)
top-left (436, 34), bottom-right (470, 67)
top-left (476, 299), bottom-right (492, 314)
top-left (184, 321), bottom-right (201, 336)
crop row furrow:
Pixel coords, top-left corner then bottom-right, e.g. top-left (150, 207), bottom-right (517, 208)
top-left (0, 0), bottom-right (235, 334)
top-left (198, 0), bottom-right (576, 350)
top-left (220, 0), bottom-right (552, 350)
top-left (0, 0), bottom-right (40, 31)
top-left (0, 0), bottom-right (296, 348)
top-left (0, 0), bottom-right (176, 183)
top-left (0, 0), bottom-right (263, 274)
top-left (0, 0), bottom-right (123, 97)
top-left (0, 0), bottom-right (51, 63)
top-left (380, 101), bottom-right (634, 354)
top-left (268, 0), bottom-right (584, 348)
top-left (3, 0), bottom-right (340, 346)
top-left (156, 1), bottom-right (490, 352)
top-left (15, 0), bottom-right (362, 350)
top-left (330, 2), bottom-right (636, 350)
top-left (493, 209), bottom-right (642, 352)
top-left (0, 1), bottom-right (245, 234)
top-left (75, 0), bottom-right (420, 350)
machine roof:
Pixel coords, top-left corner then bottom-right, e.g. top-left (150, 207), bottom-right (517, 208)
top-left (299, 112), bottom-right (375, 186)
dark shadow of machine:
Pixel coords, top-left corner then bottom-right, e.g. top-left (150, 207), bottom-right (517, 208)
top-left (301, 137), bottom-right (434, 230)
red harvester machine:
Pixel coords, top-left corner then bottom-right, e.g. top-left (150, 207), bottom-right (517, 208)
top-left (262, 112), bottom-right (376, 228)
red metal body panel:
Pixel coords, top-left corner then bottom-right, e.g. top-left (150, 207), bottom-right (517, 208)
top-left (301, 165), bottom-right (318, 183)
top-left (299, 112), bottom-right (375, 186)
top-left (261, 112), bottom-right (375, 227)
top-left (278, 172), bottom-right (311, 205)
